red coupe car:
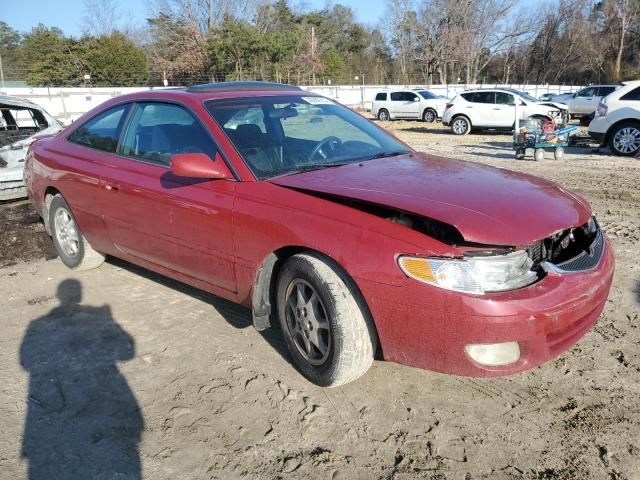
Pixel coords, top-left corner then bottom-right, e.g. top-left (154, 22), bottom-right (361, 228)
top-left (24, 82), bottom-right (614, 386)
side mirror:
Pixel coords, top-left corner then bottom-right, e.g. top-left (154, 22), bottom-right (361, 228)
top-left (413, 97), bottom-right (420, 102)
top-left (170, 152), bottom-right (233, 179)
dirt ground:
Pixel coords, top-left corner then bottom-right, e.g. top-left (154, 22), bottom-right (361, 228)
top-left (1, 121), bottom-right (639, 480)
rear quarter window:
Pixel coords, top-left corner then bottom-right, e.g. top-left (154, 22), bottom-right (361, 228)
top-left (621, 87), bottom-right (640, 101)
top-left (68, 104), bottom-right (129, 153)
top-left (375, 93), bottom-right (387, 101)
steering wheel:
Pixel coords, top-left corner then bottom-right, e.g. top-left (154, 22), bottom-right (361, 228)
top-left (309, 136), bottom-right (342, 162)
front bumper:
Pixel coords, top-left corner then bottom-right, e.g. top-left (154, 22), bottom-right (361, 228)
top-left (361, 235), bottom-right (615, 376)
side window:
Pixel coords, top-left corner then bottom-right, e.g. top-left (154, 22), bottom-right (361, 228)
top-left (576, 88), bottom-right (595, 97)
top-left (120, 103), bottom-right (217, 166)
top-left (68, 104), bottom-right (129, 153)
top-left (471, 92), bottom-right (495, 104)
top-left (404, 92), bottom-right (419, 101)
top-left (375, 92), bottom-right (387, 101)
top-left (620, 87), bottom-right (640, 101)
top-left (495, 92), bottom-right (515, 105)
top-left (390, 92), bottom-right (403, 101)
top-left (597, 87), bottom-right (616, 97)
top-left (460, 93), bottom-right (473, 102)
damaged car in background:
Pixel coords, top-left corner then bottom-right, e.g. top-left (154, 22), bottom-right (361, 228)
top-left (25, 82), bottom-right (614, 387)
top-left (0, 96), bottom-right (61, 200)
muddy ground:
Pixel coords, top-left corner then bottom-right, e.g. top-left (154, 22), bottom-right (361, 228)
top-left (0, 121), bottom-right (639, 480)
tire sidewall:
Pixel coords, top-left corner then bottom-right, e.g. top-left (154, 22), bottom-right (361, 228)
top-left (276, 256), bottom-right (346, 386)
top-left (49, 195), bottom-right (85, 269)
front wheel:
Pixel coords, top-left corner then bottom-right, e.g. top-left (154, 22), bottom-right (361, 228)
top-left (377, 109), bottom-right (390, 121)
top-left (609, 122), bottom-right (640, 156)
top-left (49, 195), bottom-right (105, 270)
top-left (276, 253), bottom-right (376, 387)
top-left (422, 108), bottom-right (437, 123)
top-left (450, 116), bottom-right (471, 135)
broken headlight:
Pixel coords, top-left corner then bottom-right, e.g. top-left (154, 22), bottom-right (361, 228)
top-left (398, 251), bottom-right (538, 295)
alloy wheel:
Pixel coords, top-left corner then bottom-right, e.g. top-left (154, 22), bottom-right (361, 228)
top-left (54, 208), bottom-right (80, 258)
top-left (613, 127), bottom-right (640, 154)
top-left (452, 118), bottom-right (469, 135)
top-left (284, 279), bottom-right (331, 366)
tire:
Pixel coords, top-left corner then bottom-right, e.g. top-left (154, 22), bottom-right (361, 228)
top-left (276, 253), bottom-right (376, 387)
top-left (422, 108), bottom-right (437, 123)
top-left (534, 149), bottom-right (545, 161)
top-left (450, 116), bottom-right (471, 135)
top-left (554, 146), bottom-right (564, 160)
top-left (377, 109), bottom-right (390, 121)
top-left (608, 122), bottom-right (640, 157)
top-left (49, 194), bottom-right (105, 271)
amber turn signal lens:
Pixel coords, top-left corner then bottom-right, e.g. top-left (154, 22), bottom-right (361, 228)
top-left (398, 257), bottom-right (435, 282)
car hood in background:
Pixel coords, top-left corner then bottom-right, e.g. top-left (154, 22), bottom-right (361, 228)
top-left (537, 101), bottom-right (569, 111)
top-left (271, 153), bottom-right (591, 246)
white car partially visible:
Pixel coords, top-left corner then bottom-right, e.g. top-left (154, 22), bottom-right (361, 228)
top-left (589, 80), bottom-right (640, 156)
top-left (441, 88), bottom-right (568, 135)
top-left (372, 89), bottom-right (449, 122)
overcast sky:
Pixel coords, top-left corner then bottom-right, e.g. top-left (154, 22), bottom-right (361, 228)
top-left (1, 0), bottom-right (388, 36)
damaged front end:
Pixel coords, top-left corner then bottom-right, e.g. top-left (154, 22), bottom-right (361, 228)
top-left (0, 96), bottom-right (61, 200)
top-left (399, 216), bottom-right (604, 295)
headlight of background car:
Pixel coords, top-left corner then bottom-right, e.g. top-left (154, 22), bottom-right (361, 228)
top-left (398, 251), bottom-right (538, 295)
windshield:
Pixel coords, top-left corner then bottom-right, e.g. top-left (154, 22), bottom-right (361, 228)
top-left (417, 90), bottom-right (447, 100)
top-left (505, 89), bottom-right (539, 102)
top-left (205, 95), bottom-right (410, 179)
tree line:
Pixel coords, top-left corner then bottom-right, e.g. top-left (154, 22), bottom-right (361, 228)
top-left (0, 0), bottom-right (638, 88)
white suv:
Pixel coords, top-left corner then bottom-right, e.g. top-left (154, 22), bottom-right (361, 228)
top-left (589, 80), bottom-right (640, 156)
top-left (372, 89), bottom-right (449, 122)
top-left (442, 88), bottom-right (568, 135)
top-left (563, 85), bottom-right (619, 117)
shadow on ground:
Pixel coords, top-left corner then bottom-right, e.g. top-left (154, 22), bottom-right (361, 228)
top-left (20, 279), bottom-right (143, 480)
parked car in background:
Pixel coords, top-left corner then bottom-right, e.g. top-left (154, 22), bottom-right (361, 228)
top-left (442, 88), bottom-right (568, 135)
top-left (25, 81), bottom-right (614, 386)
top-left (589, 80), bottom-right (640, 156)
top-left (548, 92), bottom-right (576, 103)
top-left (538, 93), bottom-right (556, 101)
top-left (0, 96), bottom-right (61, 200)
top-left (372, 89), bottom-right (449, 122)
top-left (562, 85), bottom-right (619, 118)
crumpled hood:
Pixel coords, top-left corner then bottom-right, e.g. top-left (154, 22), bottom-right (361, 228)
top-left (537, 101), bottom-right (568, 111)
top-left (270, 153), bottom-right (591, 246)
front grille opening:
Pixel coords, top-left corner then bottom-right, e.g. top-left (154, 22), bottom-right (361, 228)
top-left (527, 219), bottom-right (600, 271)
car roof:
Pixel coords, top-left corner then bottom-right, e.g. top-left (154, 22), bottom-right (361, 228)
top-left (621, 80), bottom-right (640, 87)
top-left (103, 81), bottom-right (313, 104)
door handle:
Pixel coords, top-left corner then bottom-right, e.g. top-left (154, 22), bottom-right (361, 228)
top-left (105, 184), bottom-right (119, 191)
top-left (493, 108), bottom-right (501, 110)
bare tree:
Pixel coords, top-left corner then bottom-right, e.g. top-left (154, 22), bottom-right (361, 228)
top-left (81, 0), bottom-right (122, 37)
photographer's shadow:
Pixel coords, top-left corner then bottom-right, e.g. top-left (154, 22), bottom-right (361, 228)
top-left (20, 279), bottom-right (143, 480)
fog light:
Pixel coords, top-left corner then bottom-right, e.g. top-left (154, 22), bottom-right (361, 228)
top-left (464, 342), bottom-right (520, 366)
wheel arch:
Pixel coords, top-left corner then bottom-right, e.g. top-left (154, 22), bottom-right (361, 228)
top-left (250, 245), bottom-right (382, 358)
top-left (451, 113), bottom-right (472, 124)
top-left (42, 186), bottom-right (63, 235)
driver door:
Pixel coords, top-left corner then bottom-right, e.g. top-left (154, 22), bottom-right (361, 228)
top-left (570, 87), bottom-right (595, 114)
top-left (402, 92), bottom-right (422, 118)
top-left (99, 101), bottom-right (237, 291)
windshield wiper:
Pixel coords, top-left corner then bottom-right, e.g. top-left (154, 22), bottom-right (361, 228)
top-left (367, 150), bottom-right (409, 160)
top-left (273, 161), bottom-right (352, 178)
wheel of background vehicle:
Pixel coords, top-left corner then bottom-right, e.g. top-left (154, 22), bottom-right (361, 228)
top-left (450, 116), bottom-right (471, 135)
top-left (515, 148), bottom-right (526, 160)
top-left (534, 149), bottom-right (545, 161)
top-left (422, 108), bottom-right (437, 123)
top-left (49, 194), bottom-right (105, 270)
top-left (554, 146), bottom-right (564, 160)
top-left (609, 122), bottom-right (640, 156)
top-left (276, 252), bottom-right (376, 387)
top-left (377, 109), bottom-right (390, 121)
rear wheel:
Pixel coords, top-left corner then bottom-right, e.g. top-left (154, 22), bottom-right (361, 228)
top-left (554, 146), bottom-right (564, 160)
top-left (609, 122), bottom-right (640, 156)
top-left (49, 195), bottom-right (105, 270)
top-left (377, 109), bottom-right (390, 121)
top-left (450, 116), bottom-right (471, 135)
top-left (422, 108), bottom-right (437, 123)
top-left (276, 253), bottom-right (376, 387)
top-left (534, 149), bottom-right (545, 161)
